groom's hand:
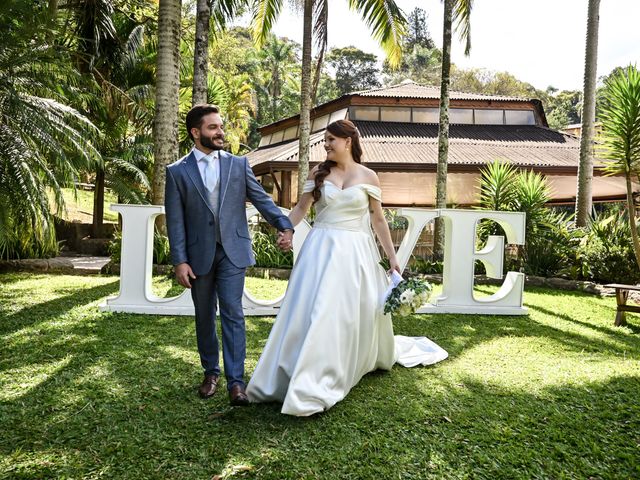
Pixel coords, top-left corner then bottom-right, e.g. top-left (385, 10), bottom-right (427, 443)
top-left (277, 230), bottom-right (293, 251)
top-left (175, 263), bottom-right (196, 288)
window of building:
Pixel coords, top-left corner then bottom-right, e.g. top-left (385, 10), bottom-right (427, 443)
top-left (450, 108), bottom-right (474, 124)
top-left (505, 110), bottom-right (536, 125)
top-left (329, 108), bottom-right (348, 124)
top-left (474, 109), bottom-right (504, 125)
top-left (270, 129), bottom-right (284, 144)
top-left (412, 107), bottom-right (439, 123)
top-left (258, 134), bottom-right (271, 147)
top-left (350, 106), bottom-right (379, 121)
top-left (312, 114), bottom-right (329, 132)
top-left (380, 107), bottom-right (411, 123)
top-left (283, 125), bottom-right (298, 141)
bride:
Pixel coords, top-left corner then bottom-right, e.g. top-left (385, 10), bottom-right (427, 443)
top-left (246, 119), bottom-right (447, 416)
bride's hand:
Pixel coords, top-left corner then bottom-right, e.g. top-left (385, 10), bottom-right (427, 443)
top-left (387, 258), bottom-right (401, 275)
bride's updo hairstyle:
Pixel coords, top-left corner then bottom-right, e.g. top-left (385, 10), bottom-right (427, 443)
top-left (312, 119), bottom-right (363, 202)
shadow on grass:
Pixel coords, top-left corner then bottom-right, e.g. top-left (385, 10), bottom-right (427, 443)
top-left (1, 279), bottom-right (639, 479)
top-left (0, 280), bottom-right (120, 336)
top-left (393, 286), bottom-right (640, 362)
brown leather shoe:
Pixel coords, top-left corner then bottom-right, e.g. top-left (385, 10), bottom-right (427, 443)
top-left (198, 375), bottom-right (219, 399)
top-left (229, 384), bottom-right (249, 406)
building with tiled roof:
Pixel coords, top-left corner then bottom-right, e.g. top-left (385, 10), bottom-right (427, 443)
top-left (247, 80), bottom-right (636, 207)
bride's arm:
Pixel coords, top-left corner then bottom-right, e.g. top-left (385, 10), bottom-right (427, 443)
top-left (288, 193), bottom-right (313, 227)
top-left (287, 167), bottom-right (317, 227)
top-left (366, 173), bottom-right (400, 273)
top-left (370, 198), bottom-right (401, 273)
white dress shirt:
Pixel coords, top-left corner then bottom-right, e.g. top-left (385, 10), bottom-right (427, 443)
top-left (193, 147), bottom-right (220, 189)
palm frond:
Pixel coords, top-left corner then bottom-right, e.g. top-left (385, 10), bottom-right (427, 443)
top-left (453, 0), bottom-right (473, 56)
top-left (477, 159), bottom-right (518, 211)
top-left (251, 0), bottom-right (284, 48)
top-left (311, 0), bottom-right (328, 101)
top-left (598, 65), bottom-right (640, 176)
top-left (347, 0), bottom-right (407, 68)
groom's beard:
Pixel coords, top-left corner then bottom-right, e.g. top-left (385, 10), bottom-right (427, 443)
top-left (200, 135), bottom-right (224, 150)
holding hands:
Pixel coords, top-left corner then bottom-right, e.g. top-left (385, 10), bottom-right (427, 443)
top-left (277, 229), bottom-right (293, 252)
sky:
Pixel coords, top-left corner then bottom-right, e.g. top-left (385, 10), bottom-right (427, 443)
top-left (250, 0), bottom-right (640, 92)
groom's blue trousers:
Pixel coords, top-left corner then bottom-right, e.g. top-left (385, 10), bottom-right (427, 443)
top-left (190, 244), bottom-right (246, 390)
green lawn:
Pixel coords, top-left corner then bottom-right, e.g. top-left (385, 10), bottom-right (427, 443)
top-left (52, 188), bottom-right (119, 223)
top-left (1, 273), bottom-right (639, 479)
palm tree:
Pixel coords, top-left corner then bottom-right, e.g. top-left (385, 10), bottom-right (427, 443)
top-left (63, 1), bottom-right (155, 236)
top-left (598, 65), bottom-right (640, 270)
top-left (192, 0), bottom-right (211, 105)
top-left (152, 0), bottom-right (182, 216)
top-left (575, 0), bottom-right (601, 227)
top-left (0, 2), bottom-right (100, 258)
top-left (251, 0), bottom-right (406, 200)
top-left (192, 0), bottom-right (245, 105)
top-left (256, 35), bottom-right (299, 124)
top-left (434, 0), bottom-right (473, 256)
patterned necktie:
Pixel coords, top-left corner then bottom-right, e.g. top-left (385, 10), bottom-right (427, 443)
top-left (203, 152), bottom-right (217, 192)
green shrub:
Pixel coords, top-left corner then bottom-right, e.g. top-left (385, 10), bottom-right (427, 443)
top-left (576, 211), bottom-right (640, 284)
top-left (251, 229), bottom-right (293, 268)
top-left (409, 256), bottom-right (443, 274)
top-left (108, 228), bottom-right (172, 265)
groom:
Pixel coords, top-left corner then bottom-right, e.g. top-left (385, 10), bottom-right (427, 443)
top-left (164, 104), bottom-right (293, 405)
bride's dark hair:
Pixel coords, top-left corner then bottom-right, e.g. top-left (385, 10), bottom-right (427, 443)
top-left (312, 119), bottom-right (363, 202)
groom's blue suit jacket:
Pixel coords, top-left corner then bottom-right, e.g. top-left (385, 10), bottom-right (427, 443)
top-left (164, 150), bottom-right (293, 275)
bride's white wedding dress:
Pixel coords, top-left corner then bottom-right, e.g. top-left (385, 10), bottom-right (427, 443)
top-left (246, 180), bottom-right (447, 416)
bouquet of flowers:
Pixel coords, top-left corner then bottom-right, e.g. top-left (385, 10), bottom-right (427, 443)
top-left (383, 273), bottom-right (433, 318)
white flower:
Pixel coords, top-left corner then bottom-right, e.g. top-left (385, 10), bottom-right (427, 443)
top-left (418, 291), bottom-right (431, 304)
top-left (400, 290), bottom-right (415, 305)
top-left (398, 304), bottom-right (412, 317)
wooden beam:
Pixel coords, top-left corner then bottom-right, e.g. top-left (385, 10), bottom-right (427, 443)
top-left (281, 171), bottom-right (292, 208)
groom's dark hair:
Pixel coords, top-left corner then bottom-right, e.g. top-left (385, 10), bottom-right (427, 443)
top-left (186, 104), bottom-right (220, 141)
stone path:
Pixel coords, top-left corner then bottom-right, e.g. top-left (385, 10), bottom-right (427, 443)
top-left (0, 253), bottom-right (110, 275)
top-left (60, 253), bottom-right (111, 274)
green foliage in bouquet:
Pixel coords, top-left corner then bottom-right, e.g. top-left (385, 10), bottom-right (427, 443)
top-left (384, 277), bottom-right (433, 318)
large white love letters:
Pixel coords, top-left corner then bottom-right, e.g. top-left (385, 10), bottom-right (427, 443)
top-left (100, 205), bottom-right (527, 316)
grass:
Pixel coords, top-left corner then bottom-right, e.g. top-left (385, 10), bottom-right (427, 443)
top-left (1, 273), bottom-right (639, 479)
top-left (51, 188), bottom-right (119, 224)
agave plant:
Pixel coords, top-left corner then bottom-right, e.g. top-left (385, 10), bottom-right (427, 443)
top-left (598, 65), bottom-right (640, 271)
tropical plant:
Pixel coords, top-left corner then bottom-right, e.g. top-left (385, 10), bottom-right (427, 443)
top-left (574, 208), bottom-right (640, 284)
top-left (251, 0), bottom-right (407, 200)
top-left (575, 0), bottom-right (601, 226)
top-left (598, 64), bottom-right (640, 272)
top-left (476, 160), bottom-right (576, 276)
top-left (252, 34), bottom-right (300, 124)
top-left (251, 229), bottom-right (293, 268)
top-left (0, 2), bottom-right (100, 258)
top-left (61, 3), bottom-right (156, 235)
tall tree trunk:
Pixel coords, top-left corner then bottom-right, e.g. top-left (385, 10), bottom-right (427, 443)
top-left (297, 0), bottom-right (313, 201)
top-left (48, 0), bottom-right (58, 19)
top-left (433, 0), bottom-right (453, 258)
top-left (152, 0), bottom-right (182, 232)
top-left (626, 172), bottom-right (640, 270)
top-left (192, 0), bottom-right (210, 105)
top-left (575, 0), bottom-right (600, 226)
top-left (92, 169), bottom-right (105, 238)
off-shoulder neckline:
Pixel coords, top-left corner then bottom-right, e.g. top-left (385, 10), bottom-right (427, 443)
top-left (323, 180), bottom-right (379, 191)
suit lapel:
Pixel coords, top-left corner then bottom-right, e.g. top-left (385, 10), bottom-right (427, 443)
top-left (218, 150), bottom-right (233, 211)
top-left (183, 151), bottom-right (215, 216)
